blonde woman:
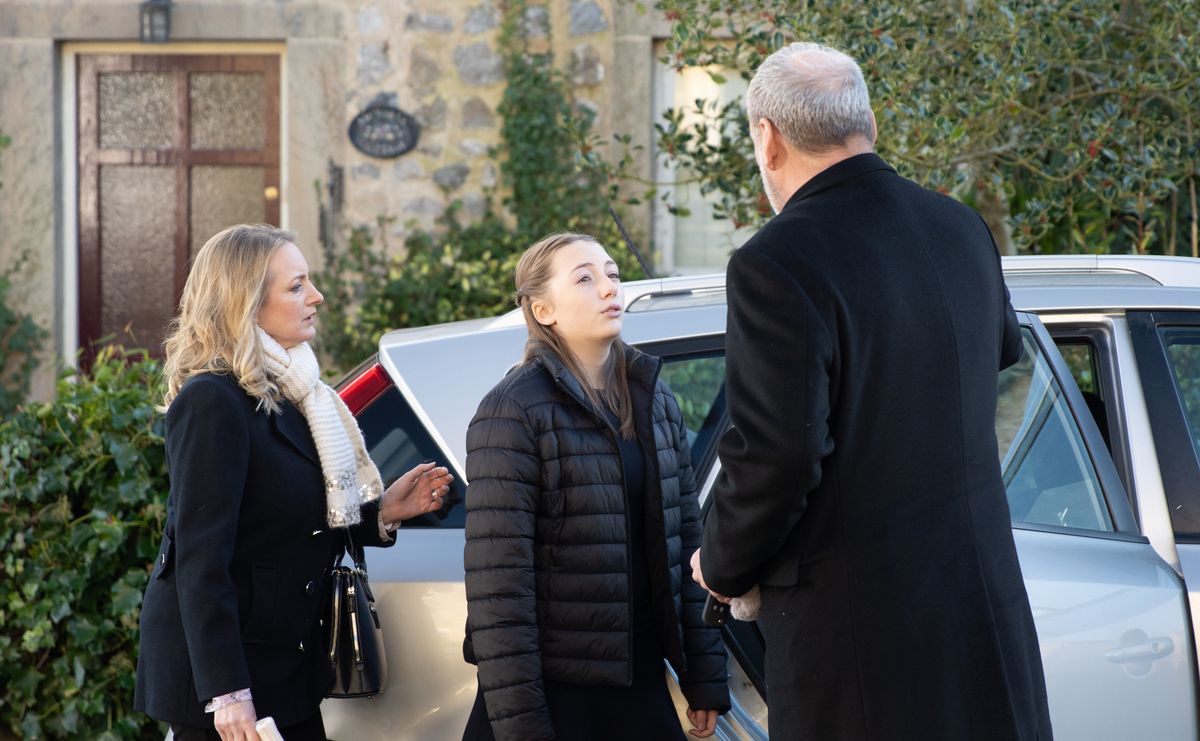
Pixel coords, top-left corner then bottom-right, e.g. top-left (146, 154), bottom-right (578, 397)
top-left (134, 225), bottom-right (452, 741)
top-left (461, 234), bottom-right (730, 740)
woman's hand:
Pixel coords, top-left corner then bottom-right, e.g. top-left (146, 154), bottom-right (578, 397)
top-left (382, 461), bottom-right (454, 523)
top-left (686, 707), bottom-right (719, 738)
top-left (213, 699), bottom-right (259, 741)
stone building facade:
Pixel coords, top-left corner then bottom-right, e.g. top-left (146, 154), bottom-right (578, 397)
top-left (0, 0), bottom-right (707, 400)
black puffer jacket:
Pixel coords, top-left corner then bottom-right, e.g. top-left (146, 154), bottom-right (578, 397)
top-left (463, 347), bottom-right (730, 740)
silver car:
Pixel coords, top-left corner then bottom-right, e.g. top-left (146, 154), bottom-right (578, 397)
top-left (323, 255), bottom-right (1200, 740)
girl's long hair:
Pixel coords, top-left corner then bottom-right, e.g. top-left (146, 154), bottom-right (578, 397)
top-left (160, 224), bottom-right (296, 414)
top-left (515, 232), bottom-right (635, 439)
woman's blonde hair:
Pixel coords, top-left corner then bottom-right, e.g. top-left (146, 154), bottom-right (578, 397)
top-left (515, 232), bottom-right (635, 439)
top-left (160, 224), bottom-right (296, 413)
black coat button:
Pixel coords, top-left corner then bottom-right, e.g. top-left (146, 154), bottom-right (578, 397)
top-left (305, 580), bottom-right (316, 596)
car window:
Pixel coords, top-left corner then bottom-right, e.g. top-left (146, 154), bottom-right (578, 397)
top-left (1051, 335), bottom-right (1116, 456)
top-left (996, 329), bottom-right (1113, 532)
top-left (358, 386), bottom-right (466, 528)
top-left (1055, 341), bottom-right (1098, 396)
top-left (1160, 328), bottom-right (1200, 459)
top-left (659, 353), bottom-right (726, 470)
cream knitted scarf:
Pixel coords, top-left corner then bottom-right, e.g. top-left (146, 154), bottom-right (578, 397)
top-left (258, 327), bottom-right (383, 527)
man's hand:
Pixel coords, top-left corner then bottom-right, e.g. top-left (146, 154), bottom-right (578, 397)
top-left (686, 707), bottom-right (719, 738)
top-left (690, 549), bottom-right (730, 603)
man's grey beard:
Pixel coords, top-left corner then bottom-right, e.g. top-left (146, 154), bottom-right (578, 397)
top-left (758, 163), bottom-right (784, 215)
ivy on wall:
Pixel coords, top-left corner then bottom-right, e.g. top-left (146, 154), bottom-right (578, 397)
top-left (315, 0), bottom-right (643, 374)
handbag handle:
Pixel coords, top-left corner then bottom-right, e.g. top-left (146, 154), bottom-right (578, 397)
top-left (331, 529), bottom-right (369, 572)
top-left (327, 569), bottom-right (342, 666)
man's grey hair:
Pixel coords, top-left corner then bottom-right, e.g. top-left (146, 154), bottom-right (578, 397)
top-left (745, 42), bottom-right (874, 153)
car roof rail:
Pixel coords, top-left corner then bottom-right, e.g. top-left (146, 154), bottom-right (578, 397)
top-left (485, 273), bottom-right (727, 328)
top-left (1002, 255), bottom-right (1200, 288)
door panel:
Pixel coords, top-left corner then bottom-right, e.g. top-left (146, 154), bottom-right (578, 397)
top-left (77, 53), bottom-right (280, 358)
top-left (1016, 527), bottom-right (1195, 740)
top-left (1129, 310), bottom-right (1200, 720)
top-left (97, 165), bottom-right (177, 343)
top-left (1128, 311), bottom-right (1200, 539)
top-left (1044, 315), bottom-right (1182, 574)
top-left (189, 165), bottom-right (267, 256)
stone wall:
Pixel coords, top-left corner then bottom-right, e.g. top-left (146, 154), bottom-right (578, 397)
top-left (0, 0), bottom-right (651, 401)
top-left (339, 0), bottom-right (618, 239)
top-left (0, 38), bottom-right (59, 401)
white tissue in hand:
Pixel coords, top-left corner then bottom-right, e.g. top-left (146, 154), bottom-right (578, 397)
top-left (729, 584), bottom-right (761, 621)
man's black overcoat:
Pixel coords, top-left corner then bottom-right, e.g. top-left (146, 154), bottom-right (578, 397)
top-left (701, 153), bottom-right (1052, 739)
top-left (134, 372), bottom-right (393, 728)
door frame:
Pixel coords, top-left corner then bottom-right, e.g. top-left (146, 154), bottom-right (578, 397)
top-left (59, 42), bottom-right (287, 365)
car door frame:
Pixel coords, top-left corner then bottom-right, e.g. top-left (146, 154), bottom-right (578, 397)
top-left (632, 333), bottom-right (769, 739)
top-left (1129, 309), bottom-right (1200, 705)
top-left (1016, 313), bottom-right (1141, 537)
top-left (1128, 311), bottom-right (1200, 541)
top-left (1043, 324), bottom-right (1138, 510)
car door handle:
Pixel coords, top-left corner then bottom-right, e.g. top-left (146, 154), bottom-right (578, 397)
top-left (1105, 637), bottom-right (1174, 663)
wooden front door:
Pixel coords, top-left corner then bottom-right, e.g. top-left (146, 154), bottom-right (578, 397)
top-left (77, 53), bottom-right (280, 357)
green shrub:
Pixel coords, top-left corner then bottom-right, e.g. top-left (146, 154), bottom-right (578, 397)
top-left (0, 347), bottom-right (167, 740)
top-left (641, 0), bottom-right (1200, 255)
top-left (317, 205), bottom-right (526, 369)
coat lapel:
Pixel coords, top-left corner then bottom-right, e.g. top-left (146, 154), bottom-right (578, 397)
top-left (270, 402), bottom-right (322, 469)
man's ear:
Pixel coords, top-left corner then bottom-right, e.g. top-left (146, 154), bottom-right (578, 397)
top-left (868, 109), bottom-right (878, 146)
top-left (759, 117), bottom-right (785, 171)
top-left (530, 298), bottom-right (556, 327)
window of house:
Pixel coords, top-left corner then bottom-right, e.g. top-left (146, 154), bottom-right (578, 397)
top-left (652, 45), bottom-right (754, 275)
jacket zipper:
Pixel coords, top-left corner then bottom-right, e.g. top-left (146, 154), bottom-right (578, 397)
top-left (551, 373), bottom-right (637, 687)
top-left (611, 422), bottom-right (635, 688)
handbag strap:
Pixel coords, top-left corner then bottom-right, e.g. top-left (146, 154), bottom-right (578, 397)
top-left (338, 529), bottom-right (376, 603)
top-left (339, 529), bottom-right (368, 573)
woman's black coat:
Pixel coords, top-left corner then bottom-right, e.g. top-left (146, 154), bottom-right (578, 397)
top-left (463, 348), bottom-right (730, 741)
top-left (134, 372), bottom-right (392, 728)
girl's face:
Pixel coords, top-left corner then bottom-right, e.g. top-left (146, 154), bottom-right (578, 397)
top-left (257, 241), bottom-right (324, 348)
top-left (531, 240), bottom-right (624, 349)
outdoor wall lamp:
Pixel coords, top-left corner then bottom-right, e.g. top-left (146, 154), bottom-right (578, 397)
top-left (139, 0), bottom-right (172, 44)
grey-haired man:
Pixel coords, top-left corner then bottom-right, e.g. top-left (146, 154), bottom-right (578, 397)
top-left (691, 42), bottom-right (1052, 740)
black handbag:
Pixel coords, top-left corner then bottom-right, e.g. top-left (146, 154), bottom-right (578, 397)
top-left (324, 535), bottom-right (387, 698)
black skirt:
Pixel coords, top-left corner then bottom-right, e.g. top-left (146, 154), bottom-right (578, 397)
top-left (461, 623), bottom-right (686, 741)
